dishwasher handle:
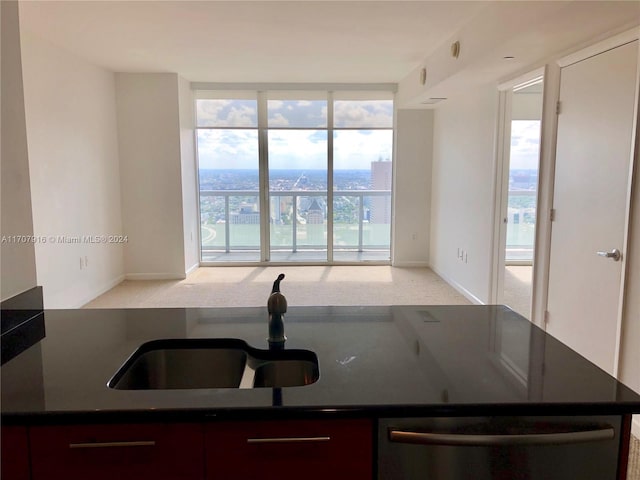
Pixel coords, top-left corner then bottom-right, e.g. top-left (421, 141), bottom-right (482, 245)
top-left (388, 425), bottom-right (615, 447)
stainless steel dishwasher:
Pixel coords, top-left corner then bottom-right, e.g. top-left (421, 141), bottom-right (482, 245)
top-left (378, 415), bottom-right (624, 479)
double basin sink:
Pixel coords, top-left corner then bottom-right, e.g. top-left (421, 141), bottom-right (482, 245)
top-left (108, 338), bottom-right (319, 390)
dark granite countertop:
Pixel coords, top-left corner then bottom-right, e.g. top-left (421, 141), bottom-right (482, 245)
top-left (2, 305), bottom-right (640, 424)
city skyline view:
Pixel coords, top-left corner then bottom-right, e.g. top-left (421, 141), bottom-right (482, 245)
top-left (198, 167), bottom-right (385, 191)
top-left (198, 163), bottom-right (393, 260)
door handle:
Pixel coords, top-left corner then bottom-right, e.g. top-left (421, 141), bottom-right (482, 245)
top-left (596, 249), bottom-right (621, 261)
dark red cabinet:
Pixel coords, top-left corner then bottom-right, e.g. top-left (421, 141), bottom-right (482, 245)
top-left (1, 426), bottom-right (31, 480)
top-left (29, 423), bottom-right (204, 480)
top-left (205, 419), bottom-right (373, 480)
top-left (6, 419), bottom-right (373, 480)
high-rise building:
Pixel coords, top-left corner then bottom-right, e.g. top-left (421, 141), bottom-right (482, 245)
top-left (306, 198), bottom-right (325, 225)
top-left (230, 204), bottom-right (260, 224)
top-left (370, 158), bottom-right (392, 224)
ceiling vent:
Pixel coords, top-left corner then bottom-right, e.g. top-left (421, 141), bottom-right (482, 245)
top-left (421, 97), bottom-right (447, 105)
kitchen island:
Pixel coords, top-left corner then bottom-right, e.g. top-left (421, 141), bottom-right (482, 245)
top-left (2, 304), bottom-right (640, 479)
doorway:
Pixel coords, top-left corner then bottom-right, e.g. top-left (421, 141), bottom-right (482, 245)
top-left (495, 75), bottom-right (544, 319)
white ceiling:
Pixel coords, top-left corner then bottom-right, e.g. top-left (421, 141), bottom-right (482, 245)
top-left (18, 1), bottom-right (640, 91)
top-left (18, 1), bottom-right (489, 83)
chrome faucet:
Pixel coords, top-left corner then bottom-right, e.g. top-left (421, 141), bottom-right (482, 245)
top-left (267, 273), bottom-right (287, 349)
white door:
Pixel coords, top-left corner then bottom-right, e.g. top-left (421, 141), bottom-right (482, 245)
top-left (546, 40), bottom-right (638, 375)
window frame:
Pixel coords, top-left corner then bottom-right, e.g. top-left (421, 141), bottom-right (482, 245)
top-left (194, 88), bottom-right (395, 265)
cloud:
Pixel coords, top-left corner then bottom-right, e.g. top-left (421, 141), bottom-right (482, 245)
top-left (197, 130), bottom-right (259, 170)
top-left (196, 99), bottom-right (231, 126)
top-left (267, 100), bottom-right (327, 128)
top-left (269, 113), bottom-right (290, 127)
top-left (196, 99), bottom-right (257, 127)
top-left (334, 130), bottom-right (393, 169)
top-left (509, 121), bottom-right (541, 169)
top-left (334, 101), bottom-right (393, 128)
top-left (268, 130), bottom-right (327, 170)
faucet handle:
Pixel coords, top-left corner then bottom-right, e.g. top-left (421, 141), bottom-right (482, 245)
top-left (271, 273), bottom-right (285, 294)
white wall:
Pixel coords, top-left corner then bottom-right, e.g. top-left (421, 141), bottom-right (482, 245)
top-left (429, 84), bottom-right (499, 303)
top-left (115, 73), bottom-right (186, 279)
top-left (1, 1), bottom-right (38, 301)
top-left (178, 77), bottom-right (199, 274)
top-left (393, 109), bottom-right (433, 267)
top-left (20, 33), bottom-right (124, 308)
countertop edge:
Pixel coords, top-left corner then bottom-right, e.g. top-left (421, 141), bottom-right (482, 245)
top-left (4, 402), bottom-right (640, 426)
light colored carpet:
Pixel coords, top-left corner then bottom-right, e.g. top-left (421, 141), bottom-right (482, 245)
top-left (83, 266), bottom-right (472, 309)
top-left (82, 265), bottom-right (639, 477)
top-left (503, 265), bottom-right (533, 319)
top-left (630, 434), bottom-right (640, 480)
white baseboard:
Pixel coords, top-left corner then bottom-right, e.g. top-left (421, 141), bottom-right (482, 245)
top-left (124, 273), bottom-right (187, 281)
top-left (75, 274), bottom-right (125, 308)
top-left (429, 265), bottom-right (485, 305)
top-left (391, 261), bottom-right (430, 268)
top-left (185, 263), bottom-right (199, 276)
top-left (632, 415), bottom-right (640, 438)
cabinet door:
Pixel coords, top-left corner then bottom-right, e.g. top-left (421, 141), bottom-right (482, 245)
top-left (30, 423), bottom-right (204, 480)
top-left (1, 426), bottom-right (31, 480)
top-left (205, 419), bottom-right (372, 480)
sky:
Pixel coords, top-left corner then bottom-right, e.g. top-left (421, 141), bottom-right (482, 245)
top-left (509, 120), bottom-right (542, 170)
top-left (196, 98), bottom-right (393, 170)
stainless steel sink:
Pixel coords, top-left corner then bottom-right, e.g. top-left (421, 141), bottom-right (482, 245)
top-left (107, 339), bottom-right (319, 390)
top-left (252, 358), bottom-right (319, 388)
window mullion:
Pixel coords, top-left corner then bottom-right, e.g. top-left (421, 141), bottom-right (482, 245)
top-left (327, 91), bottom-right (334, 263)
top-left (257, 91), bottom-right (270, 262)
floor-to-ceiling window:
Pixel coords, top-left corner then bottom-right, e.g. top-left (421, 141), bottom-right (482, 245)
top-left (196, 89), bottom-right (394, 264)
top-left (196, 92), bottom-right (261, 261)
top-left (333, 93), bottom-right (393, 262)
top-left (267, 92), bottom-right (329, 261)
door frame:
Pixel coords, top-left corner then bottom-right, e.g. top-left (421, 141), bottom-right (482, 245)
top-left (543, 28), bottom-right (640, 377)
top-left (491, 68), bottom-right (544, 315)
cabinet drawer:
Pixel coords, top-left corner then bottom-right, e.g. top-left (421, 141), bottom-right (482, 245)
top-left (30, 423), bottom-right (203, 480)
top-left (205, 419), bottom-right (373, 480)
